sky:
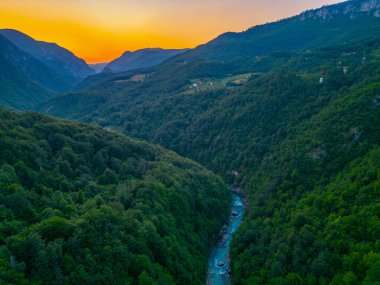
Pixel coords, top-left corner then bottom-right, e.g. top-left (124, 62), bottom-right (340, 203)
top-left (0, 0), bottom-right (345, 63)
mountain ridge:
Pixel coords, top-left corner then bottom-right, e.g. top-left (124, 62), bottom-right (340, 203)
top-left (0, 29), bottom-right (94, 82)
top-left (168, 0), bottom-right (380, 62)
top-left (105, 47), bottom-right (189, 72)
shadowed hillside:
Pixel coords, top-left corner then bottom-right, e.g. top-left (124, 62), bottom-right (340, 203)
top-left (0, 110), bottom-right (230, 285)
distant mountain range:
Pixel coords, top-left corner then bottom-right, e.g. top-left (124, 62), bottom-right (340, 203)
top-left (42, 0), bottom-right (380, 143)
top-left (71, 0), bottom-right (380, 91)
top-left (0, 29), bottom-right (97, 109)
top-left (0, 29), bottom-right (95, 80)
top-left (0, 29), bottom-right (98, 109)
top-left (0, 30), bottom-right (189, 109)
top-left (104, 48), bottom-right (189, 72)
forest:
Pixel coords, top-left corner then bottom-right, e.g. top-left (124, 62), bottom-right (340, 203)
top-left (0, 110), bottom-right (230, 284)
top-left (41, 37), bottom-right (380, 284)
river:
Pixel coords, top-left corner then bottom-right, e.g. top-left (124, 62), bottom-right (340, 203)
top-left (206, 192), bottom-right (245, 285)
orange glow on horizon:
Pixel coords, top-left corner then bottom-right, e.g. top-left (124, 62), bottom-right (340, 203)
top-left (0, 0), bottom-right (344, 64)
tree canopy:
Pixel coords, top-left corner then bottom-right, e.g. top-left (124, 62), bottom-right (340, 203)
top-left (0, 110), bottom-right (230, 284)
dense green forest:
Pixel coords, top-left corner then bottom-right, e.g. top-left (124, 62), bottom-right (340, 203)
top-left (9, 0), bottom-right (379, 284)
top-left (0, 110), bottom-right (230, 284)
top-left (41, 36), bottom-right (380, 284)
top-left (40, 38), bottom-right (380, 175)
top-left (233, 146), bottom-right (380, 285)
top-left (228, 43), bottom-right (380, 283)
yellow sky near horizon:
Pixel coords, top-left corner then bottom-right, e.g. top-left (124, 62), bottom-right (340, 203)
top-left (0, 0), bottom-right (344, 63)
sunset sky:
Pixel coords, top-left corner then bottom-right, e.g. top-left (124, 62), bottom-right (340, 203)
top-left (0, 0), bottom-right (344, 63)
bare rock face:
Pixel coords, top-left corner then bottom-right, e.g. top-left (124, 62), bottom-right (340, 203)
top-left (359, 0), bottom-right (380, 12)
top-left (299, 0), bottom-right (380, 21)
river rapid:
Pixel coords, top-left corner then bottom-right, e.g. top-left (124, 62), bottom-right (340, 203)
top-left (207, 192), bottom-right (245, 285)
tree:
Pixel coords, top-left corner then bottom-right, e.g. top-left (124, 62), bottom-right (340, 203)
top-left (138, 271), bottom-right (156, 285)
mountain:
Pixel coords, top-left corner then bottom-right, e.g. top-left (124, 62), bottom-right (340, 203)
top-left (0, 35), bottom-right (58, 109)
top-left (169, 0), bottom-right (380, 62)
top-left (0, 29), bottom-right (94, 84)
top-left (89, 62), bottom-right (108, 73)
top-left (105, 48), bottom-right (189, 72)
top-left (0, 109), bottom-right (229, 285)
top-left (40, 0), bottom-right (380, 283)
top-left (54, 0), bottom-right (380, 92)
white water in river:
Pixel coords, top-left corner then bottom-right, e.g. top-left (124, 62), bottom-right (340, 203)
top-left (207, 192), bottom-right (245, 285)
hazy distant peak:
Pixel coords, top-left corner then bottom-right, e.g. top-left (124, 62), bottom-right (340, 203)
top-left (89, 62), bottom-right (108, 74)
top-left (105, 48), bottom-right (189, 72)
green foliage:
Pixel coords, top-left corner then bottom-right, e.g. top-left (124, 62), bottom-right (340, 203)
top-left (38, 216), bottom-right (74, 241)
top-left (0, 110), bottom-right (230, 284)
top-left (38, 3), bottom-right (380, 284)
top-left (41, 37), bottom-right (380, 284)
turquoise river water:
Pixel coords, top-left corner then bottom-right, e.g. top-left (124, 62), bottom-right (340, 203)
top-left (206, 192), bottom-right (245, 285)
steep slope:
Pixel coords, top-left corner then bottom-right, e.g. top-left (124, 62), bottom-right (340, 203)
top-left (0, 29), bottom-right (94, 84)
top-left (0, 35), bottom-right (56, 109)
top-left (0, 55), bottom-right (52, 110)
top-left (105, 48), bottom-right (189, 72)
top-left (0, 109), bottom-right (230, 285)
top-left (233, 145), bottom-right (380, 284)
top-left (0, 34), bottom-right (78, 92)
top-left (170, 0), bottom-right (380, 62)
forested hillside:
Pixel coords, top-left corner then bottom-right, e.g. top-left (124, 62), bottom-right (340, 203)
top-left (38, 0), bottom-right (380, 284)
top-left (0, 110), bottom-right (230, 285)
top-left (228, 44), bottom-right (380, 283)
top-left (169, 0), bottom-right (380, 62)
top-left (0, 34), bottom-right (78, 94)
top-left (41, 35), bottom-right (380, 285)
top-left (233, 145), bottom-right (380, 284)
top-left (0, 53), bottom-right (53, 110)
top-left (0, 35), bottom-right (61, 109)
top-left (40, 38), bottom-right (380, 174)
